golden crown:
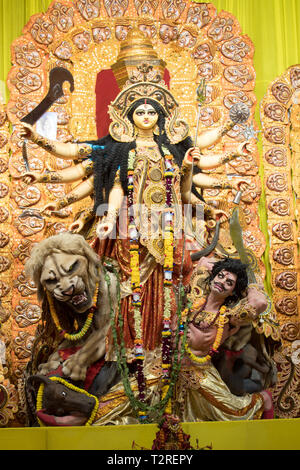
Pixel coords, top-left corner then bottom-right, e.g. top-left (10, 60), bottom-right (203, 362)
top-left (108, 29), bottom-right (189, 143)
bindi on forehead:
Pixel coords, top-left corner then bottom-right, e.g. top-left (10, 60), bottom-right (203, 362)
top-left (134, 104), bottom-right (156, 112)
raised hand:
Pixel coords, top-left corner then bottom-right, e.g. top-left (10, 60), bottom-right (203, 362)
top-left (16, 122), bottom-right (39, 142)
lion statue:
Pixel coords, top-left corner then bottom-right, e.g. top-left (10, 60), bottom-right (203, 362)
top-left (25, 232), bottom-right (119, 387)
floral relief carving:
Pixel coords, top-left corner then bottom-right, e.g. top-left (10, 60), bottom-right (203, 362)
top-left (159, 22), bottom-right (179, 44)
top-left (13, 331), bottom-right (34, 360)
top-left (271, 82), bottom-right (292, 104)
top-left (207, 16), bottom-right (234, 42)
top-left (15, 211), bottom-right (45, 237)
top-left (30, 17), bottom-right (55, 45)
top-left (192, 42), bottom-right (215, 63)
top-left (0, 183), bottom-right (9, 199)
top-left (54, 41), bottom-right (73, 60)
top-left (197, 62), bottom-right (220, 81)
top-left (49, 2), bottom-right (74, 32)
top-left (0, 159), bottom-right (8, 174)
top-left (13, 272), bottom-right (37, 297)
top-left (10, 68), bottom-right (42, 95)
top-left (268, 197), bottom-right (290, 216)
top-left (264, 126), bottom-right (286, 145)
top-left (14, 300), bottom-right (41, 328)
top-left (92, 25), bottom-right (112, 42)
top-left (0, 135), bottom-right (8, 149)
top-left (264, 102), bottom-right (286, 122)
top-left (0, 304), bottom-right (10, 324)
top-left (11, 182), bottom-right (41, 208)
top-left (223, 90), bottom-right (254, 110)
top-left (12, 239), bottom-right (34, 263)
top-left (72, 31), bottom-right (91, 51)
top-left (281, 322), bottom-right (300, 342)
top-left (0, 256), bottom-right (11, 274)
top-left (272, 222), bottom-right (293, 241)
top-left (104, 0), bottom-right (129, 17)
top-left (161, 0), bottom-right (186, 21)
top-left (115, 23), bottom-right (133, 41)
top-left (266, 173), bottom-right (288, 192)
top-left (275, 271), bottom-right (297, 291)
top-left (290, 67), bottom-right (300, 89)
top-left (134, 0), bottom-right (159, 16)
top-left (8, 98), bottom-right (39, 121)
top-left (275, 296), bottom-right (297, 316)
top-left (273, 246), bottom-right (294, 266)
top-left (178, 27), bottom-right (197, 49)
top-left (0, 232), bottom-right (10, 249)
top-left (13, 42), bottom-right (42, 68)
top-left (223, 65), bottom-right (254, 88)
top-left (75, 0), bottom-right (101, 20)
top-left (0, 111), bottom-right (7, 126)
top-left (0, 206), bottom-right (9, 223)
top-left (0, 281), bottom-right (10, 298)
top-left (221, 37), bottom-right (250, 62)
top-left (264, 148), bottom-right (287, 166)
top-left (186, 3), bottom-right (210, 29)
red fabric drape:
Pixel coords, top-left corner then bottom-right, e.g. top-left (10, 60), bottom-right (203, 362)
top-left (95, 69), bottom-right (171, 138)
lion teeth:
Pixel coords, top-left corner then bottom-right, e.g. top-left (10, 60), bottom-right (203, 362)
top-left (71, 291), bottom-right (87, 306)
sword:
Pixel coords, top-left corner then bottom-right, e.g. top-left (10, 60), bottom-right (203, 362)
top-left (229, 191), bottom-right (256, 283)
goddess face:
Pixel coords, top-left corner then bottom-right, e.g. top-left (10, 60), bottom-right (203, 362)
top-left (132, 104), bottom-right (159, 131)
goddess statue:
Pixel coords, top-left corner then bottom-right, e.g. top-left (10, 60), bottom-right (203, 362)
top-left (18, 31), bottom-right (267, 423)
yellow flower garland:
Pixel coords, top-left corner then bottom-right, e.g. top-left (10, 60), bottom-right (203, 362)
top-left (46, 283), bottom-right (99, 341)
top-left (36, 376), bottom-right (99, 426)
top-left (185, 305), bottom-right (227, 364)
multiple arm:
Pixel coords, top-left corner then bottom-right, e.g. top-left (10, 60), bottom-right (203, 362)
top-left (18, 123), bottom-right (92, 160)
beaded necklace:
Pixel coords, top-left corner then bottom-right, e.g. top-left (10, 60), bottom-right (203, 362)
top-left (47, 283), bottom-right (99, 341)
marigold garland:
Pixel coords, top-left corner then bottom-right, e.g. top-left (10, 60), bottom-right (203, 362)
top-left (185, 305), bottom-right (227, 364)
top-left (46, 283), bottom-right (99, 341)
top-left (103, 145), bottom-right (190, 423)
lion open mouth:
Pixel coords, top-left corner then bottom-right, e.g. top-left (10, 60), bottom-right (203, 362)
top-left (70, 291), bottom-right (88, 306)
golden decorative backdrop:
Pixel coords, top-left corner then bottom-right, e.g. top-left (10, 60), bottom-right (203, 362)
top-left (0, 0), bottom-right (297, 425)
top-left (261, 65), bottom-right (300, 418)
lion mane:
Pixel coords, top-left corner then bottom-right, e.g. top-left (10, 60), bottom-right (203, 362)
top-left (25, 232), bottom-right (101, 301)
top-left (25, 233), bottom-right (118, 383)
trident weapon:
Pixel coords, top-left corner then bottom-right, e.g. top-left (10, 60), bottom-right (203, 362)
top-left (20, 67), bottom-right (74, 171)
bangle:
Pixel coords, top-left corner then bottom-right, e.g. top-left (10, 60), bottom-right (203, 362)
top-left (78, 143), bottom-right (92, 158)
top-left (210, 177), bottom-right (232, 189)
top-left (56, 194), bottom-right (79, 210)
top-left (40, 172), bottom-right (63, 183)
top-left (220, 120), bottom-right (235, 137)
top-left (219, 151), bottom-right (239, 165)
top-left (104, 208), bottom-right (119, 223)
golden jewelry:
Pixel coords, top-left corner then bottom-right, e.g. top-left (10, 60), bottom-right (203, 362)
top-left (185, 305), bottom-right (227, 364)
